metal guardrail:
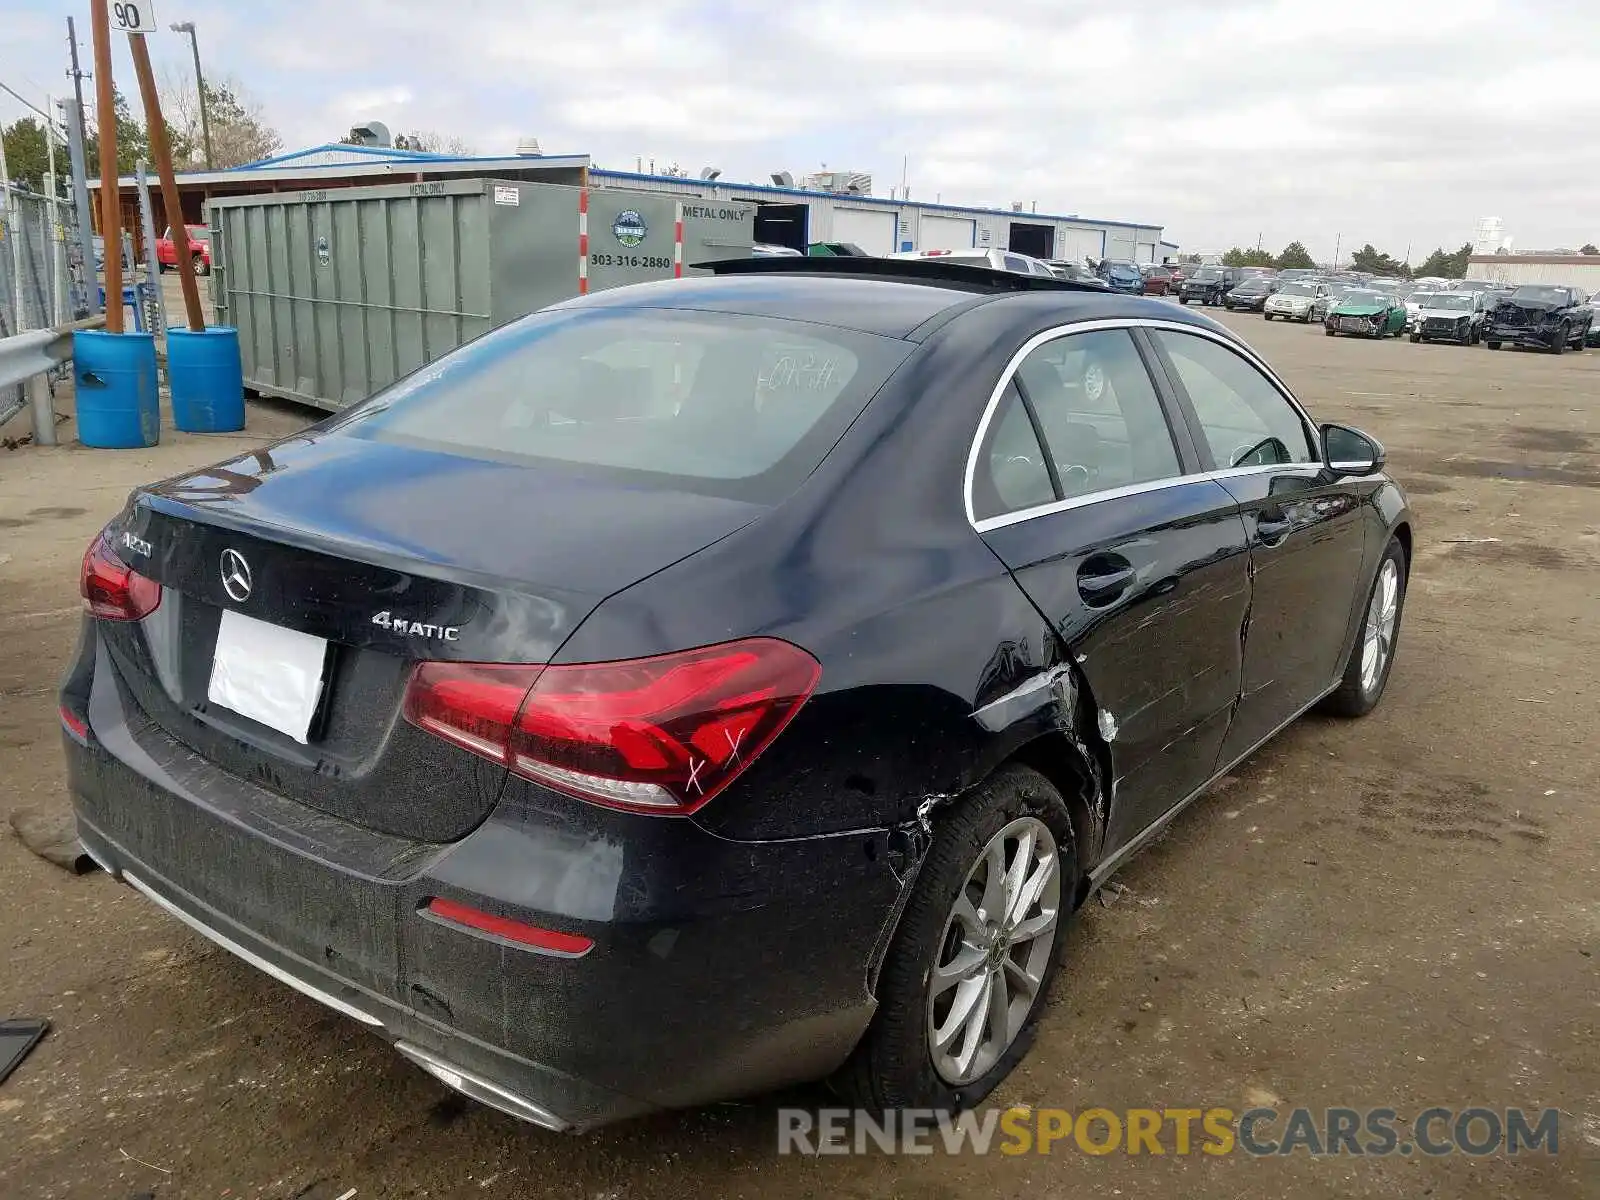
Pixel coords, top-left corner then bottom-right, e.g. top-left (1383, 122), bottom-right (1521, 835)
top-left (0, 313), bottom-right (106, 445)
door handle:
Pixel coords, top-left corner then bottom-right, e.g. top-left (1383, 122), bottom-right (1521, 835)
top-left (1255, 514), bottom-right (1293, 545)
top-left (1078, 556), bottom-right (1135, 606)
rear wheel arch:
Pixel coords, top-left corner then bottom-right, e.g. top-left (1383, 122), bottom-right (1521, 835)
top-left (1012, 733), bottom-right (1103, 909)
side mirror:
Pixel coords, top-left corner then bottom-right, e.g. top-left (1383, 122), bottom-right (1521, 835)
top-left (1322, 424), bottom-right (1385, 476)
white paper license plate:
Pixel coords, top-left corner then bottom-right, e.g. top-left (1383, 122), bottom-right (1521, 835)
top-left (207, 609), bottom-right (329, 743)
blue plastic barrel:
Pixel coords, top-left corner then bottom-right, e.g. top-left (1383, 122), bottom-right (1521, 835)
top-left (73, 330), bottom-right (160, 448)
top-left (167, 326), bottom-right (245, 433)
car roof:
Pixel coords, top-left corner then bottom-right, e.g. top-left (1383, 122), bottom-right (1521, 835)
top-left (558, 273), bottom-right (972, 338)
top-left (554, 264), bottom-right (1205, 340)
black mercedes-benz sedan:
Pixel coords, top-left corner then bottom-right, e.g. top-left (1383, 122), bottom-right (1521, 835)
top-left (63, 257), bottom-right (1412, 1131)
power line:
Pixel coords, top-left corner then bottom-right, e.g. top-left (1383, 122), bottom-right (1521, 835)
top-left (0, 79), bottom-right (67, 132)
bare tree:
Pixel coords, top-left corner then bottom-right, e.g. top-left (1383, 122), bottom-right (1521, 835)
top-left (159, 67), bottom-right (283, 168)
top-left (394, 130), bottom-right (476, 156)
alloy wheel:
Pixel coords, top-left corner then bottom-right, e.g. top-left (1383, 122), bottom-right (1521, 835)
top-left (1360, 559), bottom-right (1400, 694)
top-left (926, 817), bottom-right (1061, 1086)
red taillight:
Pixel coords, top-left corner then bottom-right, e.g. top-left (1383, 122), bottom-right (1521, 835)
top-left (59, 704), bottom-right (89, 741)
top-left (80, 533), bottom-right (160, 621)
top-left (403, 638), bottom-right (820, 815)
top-left (402, 661), bottom-right (542, 762)
top-left (423, 897), bottom-right (593, 956)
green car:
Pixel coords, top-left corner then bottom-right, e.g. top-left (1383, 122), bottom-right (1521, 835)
top-left (1324, 289), bottom-right (1408, 339)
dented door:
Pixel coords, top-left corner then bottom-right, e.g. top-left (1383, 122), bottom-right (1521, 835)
top-left (980, 483), bottom-right (1252, 851)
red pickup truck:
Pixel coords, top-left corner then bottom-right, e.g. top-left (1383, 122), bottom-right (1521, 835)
top-left (157, 225), bottom-right (211, 275)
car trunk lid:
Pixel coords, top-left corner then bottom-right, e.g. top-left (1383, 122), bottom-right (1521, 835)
top-left (96, 432), bottom-right (765, 841)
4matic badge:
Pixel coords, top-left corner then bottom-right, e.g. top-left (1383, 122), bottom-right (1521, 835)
top-left (372, 611), bottom-right (460, 641)
top-left (612, 209), bottom-right (648, 247)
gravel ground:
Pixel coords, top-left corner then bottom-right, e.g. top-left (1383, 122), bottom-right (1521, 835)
top-left (0, 308), bottom-right (1595, 1199)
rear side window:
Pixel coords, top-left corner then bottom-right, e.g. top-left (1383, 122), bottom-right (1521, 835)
top-left (339, 308), bottom-right (912, 502)
top-left (972, 329), bottom-right (1182, 520)
top-left (1014, 329), bottom-right (1182, 497)
top-left (971, 382), bottom-right (1055, 521)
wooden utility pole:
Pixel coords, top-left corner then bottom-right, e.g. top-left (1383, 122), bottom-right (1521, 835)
top-left (128, 32), bottom-right (204, 331)
top-left (88, 0), bottom-right (122, 332)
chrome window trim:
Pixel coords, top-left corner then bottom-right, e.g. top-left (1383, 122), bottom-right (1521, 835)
top-left (963, 317), bottom-right (1322, 530)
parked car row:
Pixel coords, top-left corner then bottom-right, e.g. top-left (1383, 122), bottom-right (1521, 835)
top-left (789, 251), bottom-right (1600, 358)
top-left (1204, 267), bottom-right (1597, 354)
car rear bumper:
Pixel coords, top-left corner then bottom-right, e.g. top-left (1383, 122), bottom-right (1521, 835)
top-left (64, 621), bottom-right (904, 1130)
top-left (76, 823), bottom-right (595, 1129)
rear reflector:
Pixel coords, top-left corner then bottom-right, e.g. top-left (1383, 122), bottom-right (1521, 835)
top-left (424, 897), bottom-right (594, 956)
top-left (81, 532), bottom-right (160, 621)
top-left (403, 638), bottom-right (820, 815)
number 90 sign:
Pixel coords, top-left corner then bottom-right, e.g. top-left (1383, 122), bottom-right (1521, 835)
top-left (111, 0), bottom-right (157, 32)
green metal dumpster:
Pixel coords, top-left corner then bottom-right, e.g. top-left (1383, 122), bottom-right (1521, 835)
top-left (207, 178), bottom-right (754, 411)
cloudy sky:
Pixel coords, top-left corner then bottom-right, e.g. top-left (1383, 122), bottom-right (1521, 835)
top-left (3, 0), bottom-right (1595, 257)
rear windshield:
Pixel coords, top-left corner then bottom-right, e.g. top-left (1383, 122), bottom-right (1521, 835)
top-left (335, 308), bottom-right (912, 502)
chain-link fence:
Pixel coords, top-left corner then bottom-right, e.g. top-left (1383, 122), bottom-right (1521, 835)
top-left (0, 185), bottom-right (83, 338)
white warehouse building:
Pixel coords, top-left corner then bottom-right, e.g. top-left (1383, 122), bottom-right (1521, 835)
top-left (589, 168), bottom-right (1168, 264)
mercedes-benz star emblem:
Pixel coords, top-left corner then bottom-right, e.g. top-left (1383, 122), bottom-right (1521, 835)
top-left (220, 548), bottom-right (253, 603)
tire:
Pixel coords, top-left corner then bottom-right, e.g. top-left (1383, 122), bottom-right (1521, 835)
top-left (832, 764), bottom-right (1077, 1112)
top-left (1263, 313), bottom-right (1272, 322)
top-left (1409, 332), bottom-right (1421, 343)
top-left (1469, 327), bottom-right (1481, 346)
top-left (1319, 537), bottom-right (1407, 718)
top-left (1551, 324), bottom-right (1568, 354)
top-left (1325, 327), bottom-right (1336, 337)
top-left (197, 260), bottom-right (211, 277)
top-left (1178, 297), bottom-right (1189, 305)
top-left (1487, 341), bottom-right (1501, 350)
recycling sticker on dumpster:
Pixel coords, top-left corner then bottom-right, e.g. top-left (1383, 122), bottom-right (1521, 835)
top-left (493, 186), bottom-right (520, 207)
top-left (612, 210), bottom-right (648, 247)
